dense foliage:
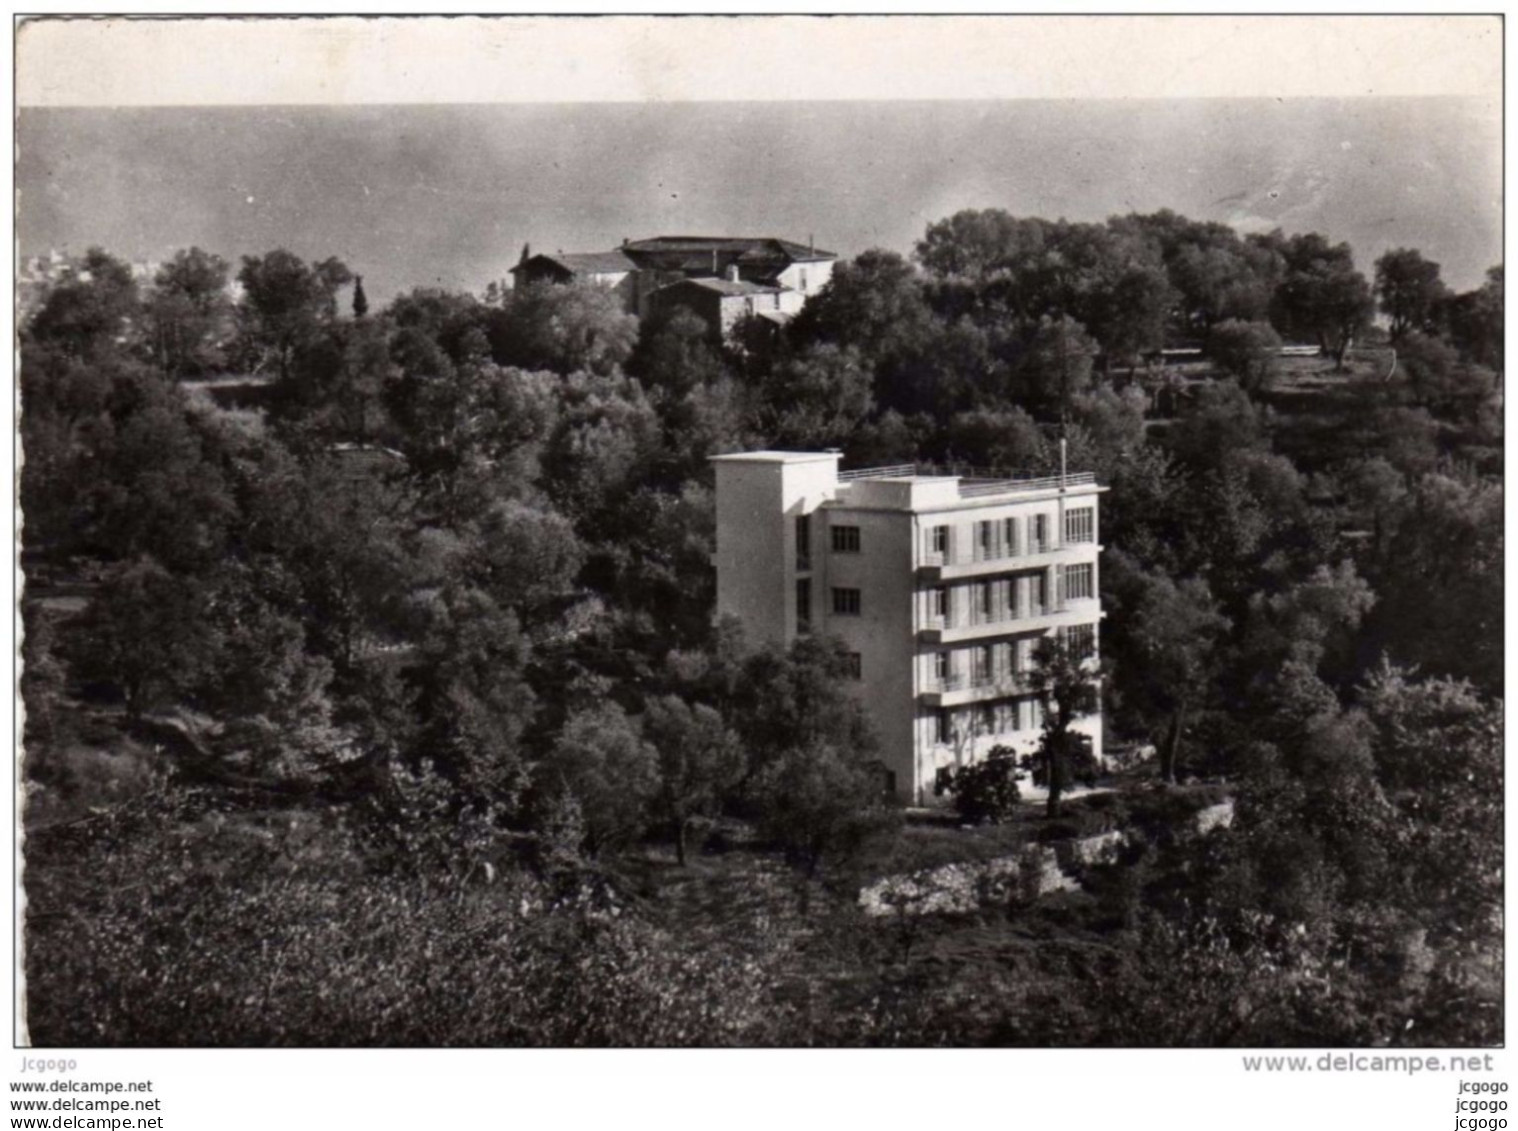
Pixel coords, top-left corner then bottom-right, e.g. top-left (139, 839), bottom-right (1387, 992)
top-left (20, 208), bottom-right (1501, 1046)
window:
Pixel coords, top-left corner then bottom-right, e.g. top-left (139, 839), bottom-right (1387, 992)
top-left (844, 651), bottom-right (863, 679)
top-left (936, 709), bottom-right (952, 745)
top-left (998, 701), bottom-right (1018, 734)
top-left (831, 524), bottom-right (861, 553)
top-left (1063, 563), bottom-right (1094, 602)
top-left (931, 586), bottom-right (949, 620)
top-left (795, 578), bottom-right (811, 631)
top-left (832, 587), bottom-right (861, 616)
top-left (934, 650), bottom-right (951, 683)
top-left (978, 520), bottom-right (994, 559)
top-left (931, 524), bottom-right (950, 555)
top-left (1003, 517), bottom-right (1018, 556)
top-left (1065, 506), bottom-right (1095, 543)
top-left (973, 644), bottom-right (993, 684)
top-left (795, 514), bottom-right (811, 570)
top-left (978, 581), bottom-right (994, 621)
top-left (1032, 514), bottom-right (1049, 552)
top-left (979, 704), bottom-right (997, 735)
top-left (1063, 623), bottom-right (1097, 662)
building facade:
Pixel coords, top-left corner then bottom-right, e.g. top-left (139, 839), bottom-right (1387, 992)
top-left (508, 236), bottom-right (835, 337)
top-left (710, 451), bottom-right (1106, 803)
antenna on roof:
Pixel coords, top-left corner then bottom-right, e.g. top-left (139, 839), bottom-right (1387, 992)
top-left (519, 242), bottom-right (530, 265)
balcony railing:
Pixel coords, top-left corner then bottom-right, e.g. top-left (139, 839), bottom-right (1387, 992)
top-left (921, 599), bottom-right (1094, 641)
top-left (919, 540), bottom-right (1073, 572)
top-left (921, 672), bottom-right (1033, 703)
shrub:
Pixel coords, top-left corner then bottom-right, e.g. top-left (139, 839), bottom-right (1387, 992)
top-left (23, 790), bottom-right (782, 1046)
top-left (1019, 735), bottom-right (1101, 789)
top-left (1207, 319), bottom-right (1282, 393)
top-left (1034, 818), bottom-right (1085, 843)
top-left (933, 745), bottom-right (1022, 824)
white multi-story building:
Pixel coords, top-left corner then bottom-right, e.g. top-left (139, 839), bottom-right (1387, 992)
top-left (710, 451), bottom-right (1106, 803)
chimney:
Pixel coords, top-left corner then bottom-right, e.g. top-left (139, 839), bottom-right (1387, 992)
top-left (726, 263), bottom-right (741, 284)
top-left (622, 237), bottom-right (629, 248)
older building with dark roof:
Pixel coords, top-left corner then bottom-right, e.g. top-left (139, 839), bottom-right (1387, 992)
top-left (507, 234), bottom-right (836, 338)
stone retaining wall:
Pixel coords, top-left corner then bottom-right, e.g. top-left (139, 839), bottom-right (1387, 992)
top-left (859, 796), bottom-right (1234, 919)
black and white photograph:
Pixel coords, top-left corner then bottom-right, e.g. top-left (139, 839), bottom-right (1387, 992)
top-left (8, 11), bottom-right (1506, 1127)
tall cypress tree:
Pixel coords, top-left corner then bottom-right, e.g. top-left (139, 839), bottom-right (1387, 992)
top-left (352, 275), bottom-right (369, 319)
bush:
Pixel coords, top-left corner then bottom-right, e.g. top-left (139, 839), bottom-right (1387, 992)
top-left (933, 745), bottom-right (1023, 824)
top-left (1034, 818), bottom-right (1085, 843)
top-left (1019, 734), bottom-right (1101, 789)
top-left (23, 790), bottom-right (782, 1046)
top-left (1207, 319), bottom-right (1282, 393)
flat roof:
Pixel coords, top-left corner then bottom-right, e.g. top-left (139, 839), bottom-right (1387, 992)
top-left (709, 451), bottom-right (841, 464)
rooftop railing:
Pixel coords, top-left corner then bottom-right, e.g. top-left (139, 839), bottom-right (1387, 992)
top-left (838, 462), bottom-right (1097, 495)
top-left (838, 463), bottom-right (916, 481)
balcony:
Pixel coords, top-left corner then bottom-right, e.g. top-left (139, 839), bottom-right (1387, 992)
top-left (918, 599), bottom-right (1102, 644)
top-left (919, 672), bottom-right (1032, 707)
top-left (917, 542), bottom-right (1101, 581)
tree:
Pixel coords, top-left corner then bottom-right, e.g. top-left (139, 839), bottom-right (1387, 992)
top-left (915, 208), bottom-right (1042, 283)
top-left (723, 634), bottom-right (877, 785)
top-left (1207, 319), bottom-right (1282, 393)
top-left (351, 275), bottom-right (369, 319)
top-left (236, 250), bottom-right (352, 381)
top-left (147, 247), bottom-right (234, 378)
top-left (752, 739), bottom-right (892, 880)
top-left (27, 248), bottom-right (141, 360)
top-left (384, 287), bottom-right (491, 369)
top-left (1271, 234), bottom-right (1373, 369)
top-left (1358, 663), bottom-right (1501, 917)
top-left (467, 499), bottom-right (585, 633)
top-left (751, 342), bottom-right (875, 448)
top-left (643, 696), bottom-right (742, 864)
top-left (1085, 261), bottom-right (1174, 374)
top-left (1441, 266), bottom-right (1502, 373)
top-left (540, 371), bottom-right (662, 522)
top-left (1164, 378), bottom-right (1269, 472)
top-left (74, 556), bottom-right (217, 717)
top-left (942, 406), bottom-right (1047, 472)
top-left (789, 248), bottom-right (936, 363)
top-left (1395, 332), bottom-right (1494, 424)
top-left (626, 305), bottom-right (730, 397)
top-left (1363, 471), bottom-right (1502, 695)
top-left (1021, 314), bottom-right (1097, 424)
top-left (404, 582), bottom-right (537, 814)
top-left (535, 702), bottom-right (659, 855)
top-left (1373, 248), bottom-right (1448, 343)
top-left (1123, 571), bottom-right (1229, 783)
top-left (487, 280), bottom-right (638, 377)
top-left (1027, 635), bottom-right (1100, 817)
